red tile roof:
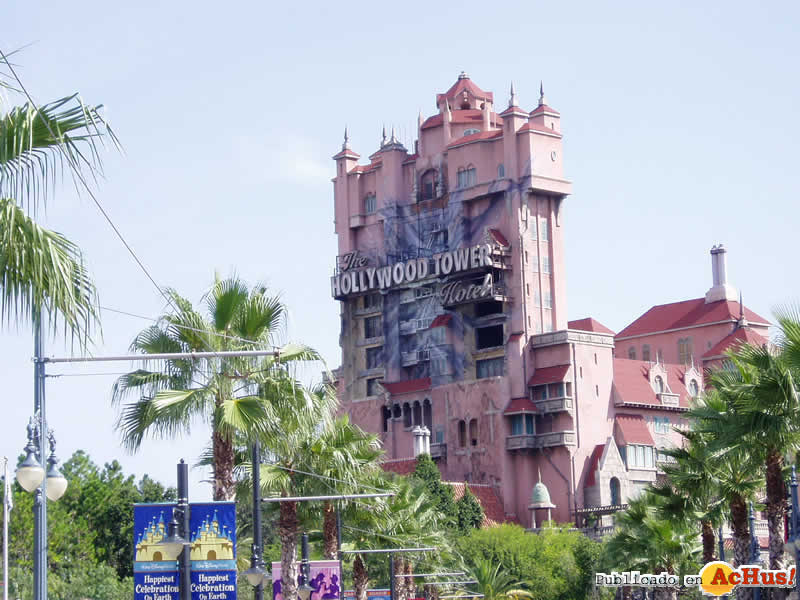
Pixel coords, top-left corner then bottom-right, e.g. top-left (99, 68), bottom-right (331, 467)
top-left (489, 228), bottom-right (510, 247)
top-left (504, 397), bottom-right (537, 415)
top-left (436, 76), bottom-right (494, 105)
top-left (381, 458), bottom-right (417, 475)
top-left (446, 129), bottom-right (503, 149)
top-left (498, 105), bottom-right (529, 117)
top-left (585, 444), bottom-right (606, 487)
top-left (381, 377), bottom-right (432, 396)
top-left (616, 298), bottom-right (769, 339)
top-left (446, 482), bottom-right (514, 527)
top-left (530, 104), bottom-right (560, 116)
top-left (703, 326), bottom-right (769, 359)
top-left (421, 110), bottom-right (503, 130)
top-left (612, 358), bottom-right (695, 409)
top-left (333, 148), bottom-right (361, 160)
top-left (569, 317), bottom-right (615, 335)
top-left (528, 364), bottom-right (571, 386)
top-left (614, 413), bottom-right (654, 446)
top-left (430, 314), bottom-right (452, 328)
top-left (517, 122), bottom-right (562, 137)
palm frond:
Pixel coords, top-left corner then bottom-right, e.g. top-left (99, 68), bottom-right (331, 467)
top-left (0, 197), bottom-right (98, 341)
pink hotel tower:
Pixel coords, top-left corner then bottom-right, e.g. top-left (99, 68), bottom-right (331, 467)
top-left (329, 73), bottom-right (771, 529)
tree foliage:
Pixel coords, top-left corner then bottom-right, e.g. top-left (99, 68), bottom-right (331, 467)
top-left (456, 485), bottom-right (484, 533)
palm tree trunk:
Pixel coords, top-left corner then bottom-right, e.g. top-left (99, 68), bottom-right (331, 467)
top-left (353, 555), bottom-right (369, 600)
top-left (765, 449), bottom-right (786, 569)
top-left (212, 392), bottom-right (236, 501)
top-left (731, 496), bottom-right (754, 600)
top-left (403, 559), bottom-right (415, 600)
top-left (323, 501), bottom-right (338, 559)
top-left (621, 586), bottom-right (632, 600)
top-left (394, 557), bottom-right (407, 600)
top-left (701, 520), bottom-right (716, 563)
top-left (280, 500), bottom-right (299, 600)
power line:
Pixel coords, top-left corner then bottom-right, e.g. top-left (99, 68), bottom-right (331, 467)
top-left (263, 463), bottom-right (392, 494)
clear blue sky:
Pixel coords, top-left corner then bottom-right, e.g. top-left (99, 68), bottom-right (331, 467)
top-left (3, 0), bottom-right (798, 499)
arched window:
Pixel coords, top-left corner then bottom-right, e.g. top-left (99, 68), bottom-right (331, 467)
top-left (610, 477), bottom-right (621, 506)
top-left (382, 406), bottom-right (391, 432)
top-left (469, 419), bottom-right (478, 446)
top-left (412, 401), bottom-right (422, 426)
top-left (654, 375), bottom-right (664, 394)
top-left (392, 404), bottom-right (401, 419)
top-left (423, 399), bottom-right (432, 429)
top-left (463, 128), bottom-right (480, 136)
top-left (497, 163), bottom-right (505, 178)
top-left (628, 347), bottom-right (636, 360)
top-left (689, 379), bottom-right (699, 397)
top-left (457, 165), bottom-right (477, 189)
top-left (642, 344), bottom-right (651, 362)
top-left (458, 420), bottom-right (467, 448)
top-left (420, 170), bottom-right (436, 201)
top-left (403, 403), bottom-right (412, 428)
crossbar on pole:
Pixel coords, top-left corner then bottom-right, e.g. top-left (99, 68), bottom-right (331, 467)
top-left (340, 547), bottom-right (436, 555)
top-left (439, 595), bottom-right (484, 598)
top-left (395, 573), bottom-right (465, 578)
top-left (263, 493), bottom-right (394, 503)
top-left (419, 581), bottom-right (478, 586)
top-left (40, 349), bottom-right (281, 364)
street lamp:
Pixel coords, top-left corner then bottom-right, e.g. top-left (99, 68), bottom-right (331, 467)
top-left (298, 532), bottom-right (313, 600)
top-left (159, 517), bottom-right (188, 562)
top-left (245, 441), bottom-right (270, 595)
top-left (16, 419), bottom-right (68, 499)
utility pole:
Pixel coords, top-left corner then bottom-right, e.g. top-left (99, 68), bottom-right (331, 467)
top-left (177, 461), bottom-right (191, 600)
top-left (33, 311), bottom-right (48, 600)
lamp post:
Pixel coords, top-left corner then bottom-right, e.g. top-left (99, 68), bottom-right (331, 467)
top-left (15, 412), bottom-right (68, 600)
top-left (749, 502), bottom-right (761, 600)
top-left (298, 533), bottom-right (313, 600)
top-left (244, 442), bottom-right (269, 595)
top-left (157, 461), bottom-right (191, 600)
top-left (787, 467), bottom-right (800, 597)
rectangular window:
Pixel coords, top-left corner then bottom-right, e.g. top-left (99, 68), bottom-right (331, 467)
top-left (543, 290), bottom-right (552, 309)
top-left (363, 293), bottom-right (381, 310)
top-left (542, 255), bottom-right (551, 274)
top-left (364, 193), bottom-right (376, 214)
top-left (531, 220), bottom-right (537, 240)
top-left (364, 316), bottom-right (382, 339)
top-left (645, 446), bottom-right (654, 468)
top-left (511, 415), bottom-right (523, 435)
top-left (642, 344), bottom-right (651, 362)
top-left (532, 385), bottom-right (549, 401)
top-left (476, 300), bottom-right (503, 317)
top-left (678, 337), bottom-right (693, 365)
top-left (637, 445), bottom-right (645, 467)
top-left (366, 378), bottom-right (381, 396)
top-left (534, 290), bottom-right (540, 306)
top-left (477, 357), bottom-right (504, 379)
top-left (476, 324), bottom-right (504, 350)
top-left (540, 218), bottom-right (549, 242)
top-left (525, 414), bottom-right (534, 434)
top-left (366, 346), bottom-right (383, 370)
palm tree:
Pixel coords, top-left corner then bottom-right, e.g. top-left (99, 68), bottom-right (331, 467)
top-left (1, 92), bottom-right (117, 340)
top-left (112, 276), bottom-right (321, 500)
top-left (464, 557), bottom-right (531, 600)
top-left (698, 349), bottom-right (799, 574)
top-left (306, 415), bottom-right (383, 559)
top-left (259, 382), bottom-right (339, 600)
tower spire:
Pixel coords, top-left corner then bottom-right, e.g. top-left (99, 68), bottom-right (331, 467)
top-left (342, 126), bottom-right (350, 151)
top-left (538, 81), bottom-right (547, 106)
top-left (418, 109), bottom-right (424, 129)
top-left (381, 125), bottom-right (387, 147)
top-left (509, 81), bottom-right (518, 107)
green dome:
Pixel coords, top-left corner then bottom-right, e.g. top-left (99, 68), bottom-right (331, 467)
top-left (529, 481), bottom-right (555, 509)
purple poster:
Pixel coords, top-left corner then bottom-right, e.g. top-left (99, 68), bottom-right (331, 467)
top-left (272, 560), bottom-right (341, 600)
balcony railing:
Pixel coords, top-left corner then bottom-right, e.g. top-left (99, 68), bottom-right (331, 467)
top-left (506, 431), bottom-right (576, 451)
top-left (401, 349), bottom-right (431, 367)
top-left (533, 395), bottom-right (574, 415)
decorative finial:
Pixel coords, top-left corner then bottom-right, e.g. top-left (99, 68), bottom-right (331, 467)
top-left (418, 109), bottom-right (424, 129)
top-left (509, 81), bottom-right (518, 107)
top-left (537, 467), bottom-right (542, 482)
top-left (342, 126), bottom-right (350, 151)
top-left (381, 125), bottom-right (387, 147)
top-left (538, 81), bottom-right (547, 106)
top-left (458, 71), bottom-right (469, 80)
top-left (390, 126), bottom-right (397, 144)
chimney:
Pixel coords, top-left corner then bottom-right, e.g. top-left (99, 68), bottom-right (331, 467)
top-left (422, 426), bottom-right (431, 454)
top-left (705, 244), bottom-right (737, 303)
top-left (412, 426), bottom-right (424, 457)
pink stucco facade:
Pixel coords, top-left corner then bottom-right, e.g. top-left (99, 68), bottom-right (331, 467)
top-left (328, 74), bottom-right (770, 528)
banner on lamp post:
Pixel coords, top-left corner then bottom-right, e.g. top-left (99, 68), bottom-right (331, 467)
top-left (189, 502), bottom-right (238, 600)
top-left (272, 560), bottom-right (342, 600)
top-left (133, 503), bottom-right (181, 600)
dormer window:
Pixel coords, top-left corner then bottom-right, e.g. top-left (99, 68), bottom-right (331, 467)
top-left (364, 193), bottom-right (376, 215)
top-left (654, 375), bottom-right (664, 394)
top-left (463, 128), bottom-right (480, 137)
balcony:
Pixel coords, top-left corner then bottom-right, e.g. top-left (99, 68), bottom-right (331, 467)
top-left (401, 349), bottom-right (431, 367)
top-left (533, 395), bottom-right (574, 415)
top-left (349, 214), bottom-right (366, 229)
top-left (399, 318), bottom-right (434, 335)
top-left (506, 431), bottom-right (576, 451)
top-left (430, 443), bottom-right (447, 460)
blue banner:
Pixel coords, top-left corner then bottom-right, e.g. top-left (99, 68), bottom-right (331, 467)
top-left (133, 503), bottom-right (180, 600)
top-left (190, 502), bottom-right (237, 600)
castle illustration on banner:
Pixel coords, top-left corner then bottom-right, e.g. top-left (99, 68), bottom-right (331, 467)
top-left (135, 509), bottom-right (234, 562)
